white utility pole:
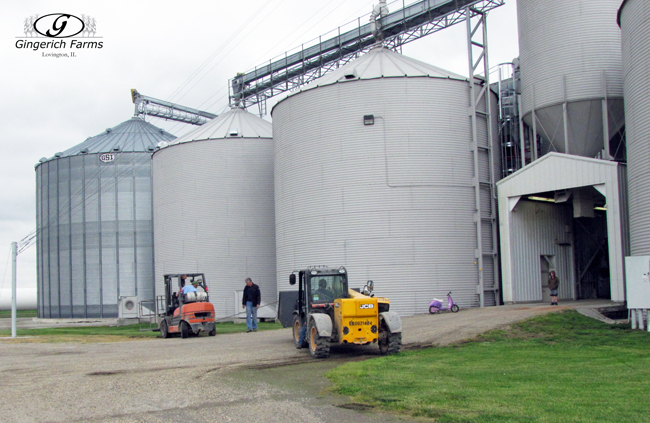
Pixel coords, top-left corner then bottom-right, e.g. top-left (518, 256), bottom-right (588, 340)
top-left (11, 241), bottom-right (17, 338)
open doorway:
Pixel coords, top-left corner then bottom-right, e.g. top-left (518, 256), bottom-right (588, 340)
top-left (573, 193), bottom-right (610, 300)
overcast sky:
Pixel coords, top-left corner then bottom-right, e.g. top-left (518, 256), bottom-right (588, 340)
top-left (0, 0), bottom-right (519, 308)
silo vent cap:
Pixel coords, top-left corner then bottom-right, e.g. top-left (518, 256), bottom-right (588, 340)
top-left (146, 145), bottom-right (155, 152)
top-left (54, 152), bottom-right (62, 157)
top-left (39, 157), bottom-right (48, 163)
top-left (112, 146), bottom-right (121, 152)
top-left (105, 128), bottom-right (112, 133)
top-left (229, 128), bottom-right (239, 137)
top-left (156, 141), bottom-right (169, 149)
top-left (341, 70), bottom-right (358, 81)
top-left (80, 148), bottom-right (88, 154)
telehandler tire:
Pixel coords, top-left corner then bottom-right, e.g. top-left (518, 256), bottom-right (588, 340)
top-left (208, 328), bottom-right (217, 336)
top-left (378, 316), bottom-right (402, 355)
top-left (180, 321), bottom-right (190, 339)
top-left (308, 319), bottom-right (330, 359)
top-left (293, 315), bottom-right (308, 349)
top-left (160, 320), bottom-right (169, 339)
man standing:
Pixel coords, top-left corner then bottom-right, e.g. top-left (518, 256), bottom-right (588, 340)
top-left (242, 277), bottom-right (261, 332)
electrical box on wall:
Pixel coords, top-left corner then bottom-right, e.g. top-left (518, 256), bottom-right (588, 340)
top-left (625, 256), bottom-right (650, 308)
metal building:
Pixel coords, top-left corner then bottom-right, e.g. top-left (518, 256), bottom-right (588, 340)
top-left (517, 0), bottom-right (625, 160)
top-left (498, 153), bottom-right (628, 303)
top-left (35, 117), bottom-right (175, 318)
top-left (272, 47), bottom-right (500, 316)
top-left (618, 0), bottom-right (650, 256)
top-left (152, 107), bottom-right (276, 319)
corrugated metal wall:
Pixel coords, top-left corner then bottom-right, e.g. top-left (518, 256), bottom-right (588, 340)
top-left (274, 77), bottom-right (499, 316)
top-left (152, 139), bottom-right (276, 318)
top-left (620, 0), bottom-right (650, 255)
top-left (517, 0), bottom-right (624, 158)
top-left (36, 152), bottom-right (154, 318)
top-left (509, 200), bottom-right (574, 302)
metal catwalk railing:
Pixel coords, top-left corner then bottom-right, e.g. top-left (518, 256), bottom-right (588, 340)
top-left (230, 0), bottom-right (505, 113)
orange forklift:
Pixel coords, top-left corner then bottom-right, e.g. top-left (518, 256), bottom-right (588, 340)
top-left (156, 273), bottom-right (216, 338)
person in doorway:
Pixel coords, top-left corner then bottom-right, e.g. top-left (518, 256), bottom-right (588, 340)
top-left (548, 270), bottom-right (559, 305)
top-left (242, 277), bottom-right (261, 332)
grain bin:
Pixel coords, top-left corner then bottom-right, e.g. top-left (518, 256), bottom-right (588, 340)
top-left (619, 0), bottom-right (650, 255)
top-left (35, 117), bottom-right (175, 318)
top-left (272, 47), bottom-right (500, 316)
top-left (152, 107), bottom-right (276, 318)
top-left (517, 0), bottom-right (625, 159)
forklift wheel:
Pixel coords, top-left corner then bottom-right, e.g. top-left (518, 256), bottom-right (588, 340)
top-left (308, 319), bottom-right (330, 359)
top-left (208, 328), bottom-right (217, 336)
top-left (160, 321), bottom-right (169, 339)
top-left (181, 321), bottom-right (190, 339)
top-left (378, 316), bottom-right (402, 355)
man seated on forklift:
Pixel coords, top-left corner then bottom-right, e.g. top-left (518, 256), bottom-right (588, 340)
top-left (183, 281), bottom-right (198, 294)
top-left (314, 278), bottom-right (334, 302)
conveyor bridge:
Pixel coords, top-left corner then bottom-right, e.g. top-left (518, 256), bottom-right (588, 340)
top-left (230, 0), bottom-right (504, 112)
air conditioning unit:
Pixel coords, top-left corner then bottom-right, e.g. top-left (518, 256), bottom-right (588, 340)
top-left (118, 296), bottom-right (139, 319)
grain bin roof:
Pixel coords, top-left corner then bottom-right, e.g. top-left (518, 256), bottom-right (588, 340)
top-left (304, 46), bottom-right (465, 87)
top-left (39, 117), bottom-right (175, 164)
top-left (271, 47), bottom-right (468, 114)
top-left (302, 47), bottom-right (467, 85)
top-left (167, 107), bottom-right (272, 147)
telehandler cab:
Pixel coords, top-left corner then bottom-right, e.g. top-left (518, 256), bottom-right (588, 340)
top-left (280, 266), bottom-right (402, 358)
top-left (156, 273), bottom-right (216, 339)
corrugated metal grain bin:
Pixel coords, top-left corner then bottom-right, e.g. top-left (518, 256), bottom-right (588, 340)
top-left (517, 0), bottom-right (624, 158)
top-left (272, 47), bottom-right (500, 316)
top-left (619, 0), bottom-right (650, 255)
top-left (152, 107), bottom-right (276, 318)
top-left (35, 117), bottom-right (175, 318)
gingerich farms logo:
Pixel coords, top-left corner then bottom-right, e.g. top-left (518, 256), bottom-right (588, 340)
top-left (16, 13), bottom-right (103, 58)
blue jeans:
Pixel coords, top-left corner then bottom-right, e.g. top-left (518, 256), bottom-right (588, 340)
top-left (246, 301), bottom-right (258, 330)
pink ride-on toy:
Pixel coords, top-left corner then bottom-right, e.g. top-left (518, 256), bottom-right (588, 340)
top-left (429, 291), bottom-right (460, 314)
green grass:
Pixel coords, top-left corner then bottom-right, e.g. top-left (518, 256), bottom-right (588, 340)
top-left (327, 310), bottom-right (650, 422)
top-left (196, 320), bottom-right (283, 334)
top-left (0, 309), bottom-right (38, 318)
top-left (0, 323), bottom-right (160, 338)
top-left (0, 320), bottom-right (283, 341)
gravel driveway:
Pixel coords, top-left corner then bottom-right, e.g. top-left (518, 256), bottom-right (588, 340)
top-left (0, 300), bottom-right (617, 422)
